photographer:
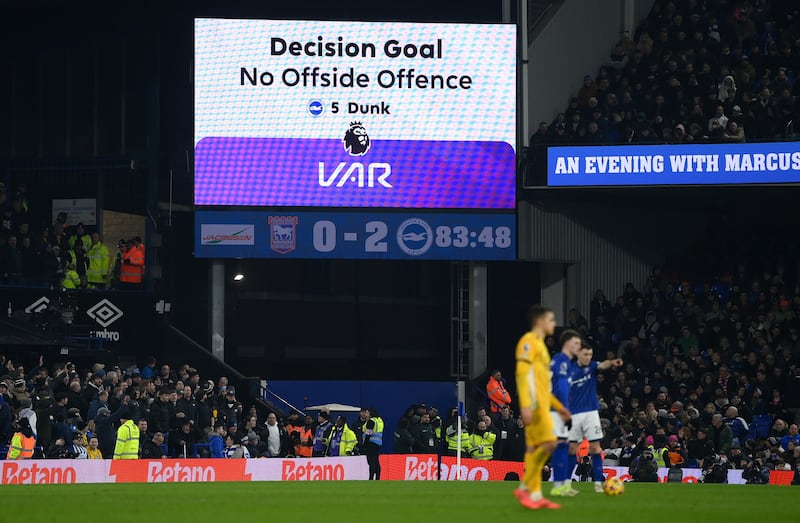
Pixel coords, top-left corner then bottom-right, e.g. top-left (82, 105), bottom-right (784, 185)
top-left (702, 454), bottom-right (732, 483)
top-left (575, 455), bottom-right (594, 481)
top-left (741, 457), bottom-right (770, 485)
top-left (628, 448), bottom-right (659, 482)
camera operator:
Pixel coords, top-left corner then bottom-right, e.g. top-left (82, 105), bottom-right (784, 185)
top-left (741, 456), bottom-right (770, 484)
top-left (702, 453), bottom-right (732, 483)
top-left (575, 455), bottom-right (594, 481)
top-left (628, 447), bottom-right (659, 482)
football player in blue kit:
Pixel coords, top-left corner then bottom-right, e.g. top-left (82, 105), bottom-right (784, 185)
top-left (568, 340), bottom-right (623, 492)
top-left (549, 330), bottom-right (582, 497)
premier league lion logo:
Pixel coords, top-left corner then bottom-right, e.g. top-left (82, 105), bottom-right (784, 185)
top-left (342, 122), bottom-right (370, 156)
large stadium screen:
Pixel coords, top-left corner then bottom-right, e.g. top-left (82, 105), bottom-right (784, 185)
top-left (547, 142), bottom-right (800, 187)
top-left (194, 18), bottom-right (517, 260)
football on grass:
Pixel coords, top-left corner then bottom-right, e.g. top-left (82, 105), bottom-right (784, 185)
top-left (603, 476), bottom-right (625, 496)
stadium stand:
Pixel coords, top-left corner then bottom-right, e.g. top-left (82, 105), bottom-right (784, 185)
top-left (389, 254), bottom-right (800, 485)
top-left (532, 1), bottom-right (800, 145)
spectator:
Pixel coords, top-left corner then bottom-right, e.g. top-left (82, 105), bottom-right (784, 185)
top-left (707, 413), bottom-right (733, 455)
top-left (176, 385), bottom-right (198, 427)
top-left (46, 437), bottom-right (71, 459)
top-left (141, 357), bottom-right (157, 380)
top-left (394, 417), bottom-right (415, 453)
top-left (140, 432), bottom-right (164, 459)
top-left (169, 420), bottom-right (197, 458)
top-left (722, 121), bottom-right (746, 142)
top-left (70, 431), bottom-right (88, 459)
top-left (262, 412), bottom-right (289, 457)
top-left (2, 236), bottom-right (23, 284)
top-left (223, 433), bottom-right (250, 458)
top-left (724, 406), bottom-right (749, 444)
top-left (86, 437), bottom-right (103, 459)
top-left (707, 105), bottom-right (729, 131)
top-left (781, 424), bottom-right (800, 452)
top-left (209, 425), bottom-right (226, 458)
top-left (148, 388), bottom-right (171, 434)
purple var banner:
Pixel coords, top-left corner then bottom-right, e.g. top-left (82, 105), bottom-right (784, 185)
top-left (194, 136), bottom-right (515, 209)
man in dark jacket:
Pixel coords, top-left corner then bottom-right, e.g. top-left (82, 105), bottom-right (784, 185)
top-left (94, 405), bottom-right (124, 458)
top-left (169, 420), bottom-right (198, 457)
top-left (411, 412), bottom-right (437, 453)
top-left (0, 385), bottom-right (13, 444)
top-left (493, 406), bottom-right (516, 460)
top-left (176, 386), bottom-right (198, 426)
top-left (148, 388), bottom-right (171, 434)
top-left (34, 399), bottom-right (53, 449)
top-left (707, 414), bottom-right (733, 455)
top-left (394, 418), bottom-right (415, 453)
top-left (141, 432), bottom-right (166, 459)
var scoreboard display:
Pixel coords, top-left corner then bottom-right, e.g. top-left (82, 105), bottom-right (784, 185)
top-left (193, 18), bottom-right (517, 260)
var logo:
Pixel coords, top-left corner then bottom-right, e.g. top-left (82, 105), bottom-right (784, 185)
top-left (318, 122), bottom-right (391, 188)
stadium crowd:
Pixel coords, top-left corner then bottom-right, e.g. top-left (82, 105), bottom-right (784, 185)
top-left (568, 259), bottom-right (800, 484)
top-left (531, 0), bottom-right (800, 145)
top-left (0, 356), bottom-right (387, 461)
top-left (0, 182), bottom-right (143, 289)
top-left (391, 258), bottom-right (800, 485)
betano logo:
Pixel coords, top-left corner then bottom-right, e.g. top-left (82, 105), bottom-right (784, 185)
top-left (200, 224), bottom-right (255, 245)
top-left (2, 462), bottom-right (77, 484)
top-left (402, 456), bottom-right (489, 481)
top-left (318, 123), bottom-right (391, 188)
top-left (281, 460), bottom-right (346, 481)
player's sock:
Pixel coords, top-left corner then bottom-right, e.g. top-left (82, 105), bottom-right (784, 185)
top-left (566, 454), bottom-right (576, 487)
top-left (522, 451), bottom-right (537, 490)
top-left (591, 453), bottom-right (605, 483)
top-left (519, 481), bottom-right (528, 491)
top-left (527, 445), bottom-right (551, 496)
top-left (529, 491), bottom-right (543, 502)
top-left (552, 480), bottom-right (564, 489)
top-left (552, 441), bottom-right (569, 483)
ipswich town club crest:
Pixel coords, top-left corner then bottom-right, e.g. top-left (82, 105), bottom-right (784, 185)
top-left (269, 216), bottom-right (298, 255)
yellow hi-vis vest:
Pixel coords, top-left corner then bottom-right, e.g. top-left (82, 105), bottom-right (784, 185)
top-left (469, 431), bottom-right (496, 460)
top-left (113, 420), bottom-right (140, 459)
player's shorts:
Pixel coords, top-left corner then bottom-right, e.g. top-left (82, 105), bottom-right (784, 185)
top-left (568, 410), bottom-right (603, 442)
top-left (525, 408), bottom-right (556, 447)
top-left (550, 411), bottom-right (569, 439)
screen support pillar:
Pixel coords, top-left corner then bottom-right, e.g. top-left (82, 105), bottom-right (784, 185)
top-left (468, 262), bottom-right (488, 379)
top-left (210, 259), bottom-right (225, 362)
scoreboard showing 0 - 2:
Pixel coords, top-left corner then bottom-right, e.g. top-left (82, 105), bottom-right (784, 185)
top-left (194, 18), bottom-right (517, 260)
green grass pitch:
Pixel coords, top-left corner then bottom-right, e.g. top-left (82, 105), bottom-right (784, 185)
top-left (4, 481), bottom-right (796, 521)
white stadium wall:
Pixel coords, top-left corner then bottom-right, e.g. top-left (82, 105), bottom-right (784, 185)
top-left (518, 201), bottom-right (710, 321)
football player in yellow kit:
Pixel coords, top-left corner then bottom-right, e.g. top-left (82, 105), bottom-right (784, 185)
top-left (513, 305), bottom-right (572, 510)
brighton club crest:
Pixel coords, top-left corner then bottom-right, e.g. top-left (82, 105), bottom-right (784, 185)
top-left (269, 216), bottom-right (298, 255)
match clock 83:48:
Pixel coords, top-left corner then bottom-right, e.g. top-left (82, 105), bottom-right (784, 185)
top-left (310, 215), bottom-right (514, 259)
